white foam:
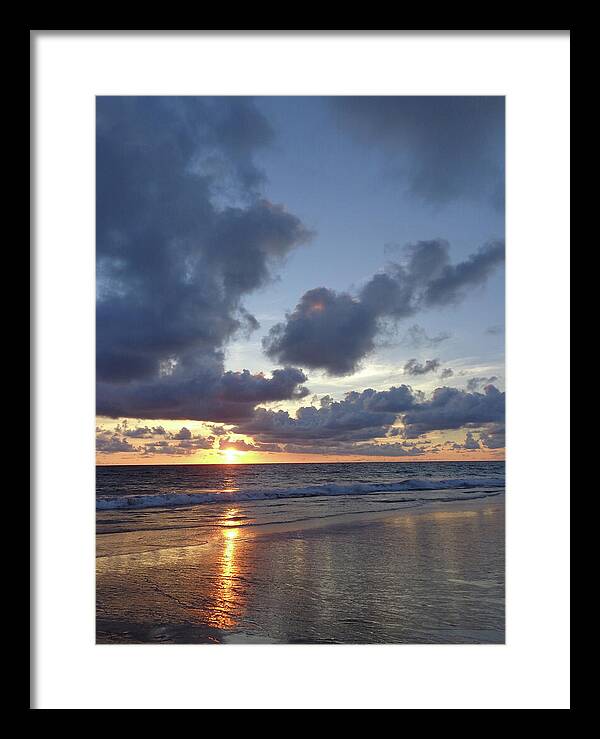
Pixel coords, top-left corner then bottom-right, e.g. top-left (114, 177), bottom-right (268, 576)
top-left (96, 477), bottom-right (505, 511)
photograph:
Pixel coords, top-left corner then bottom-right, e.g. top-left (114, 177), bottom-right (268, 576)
top-left (96, 95), bottom-right (506, 645)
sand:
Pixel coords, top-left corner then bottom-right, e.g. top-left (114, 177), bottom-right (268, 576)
top-left (96, 494), bottom-right (505, 644)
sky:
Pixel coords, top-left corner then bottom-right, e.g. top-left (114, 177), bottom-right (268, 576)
top-left (96, 96), bottom-right (505, 465)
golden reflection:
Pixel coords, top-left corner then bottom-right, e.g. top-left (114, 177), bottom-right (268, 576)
top-left (208, 508), bottom-right (245, 630)
top-left (430, 510), bottom-right (479, 521)
top-left (222, 508), bottom-right (240, 527)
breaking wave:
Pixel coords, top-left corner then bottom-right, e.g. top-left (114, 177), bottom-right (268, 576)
top-left (96, 476), bottom-right (505, 511)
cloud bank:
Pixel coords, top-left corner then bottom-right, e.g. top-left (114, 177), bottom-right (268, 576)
top-left (97, 381), bottom-right (506, 457)
top-left (231, 382), bottom-right (505, 455)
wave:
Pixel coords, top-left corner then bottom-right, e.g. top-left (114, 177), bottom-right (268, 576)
top-left (96, 476), bottom-right (505, 511)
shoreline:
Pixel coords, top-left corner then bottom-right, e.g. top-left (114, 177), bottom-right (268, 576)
top-left (97, 494), bottom-right (504, 644)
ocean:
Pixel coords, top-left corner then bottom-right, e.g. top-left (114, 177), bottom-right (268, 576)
top-left (96, 461), bottom-right (505, 644)
top-left (97, 460), bottom-right (505, 510)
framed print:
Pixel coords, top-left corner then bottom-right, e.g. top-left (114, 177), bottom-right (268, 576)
top-left (32, 30), bottom-right (570, 710)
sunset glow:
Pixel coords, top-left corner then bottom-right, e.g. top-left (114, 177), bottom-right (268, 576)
top-left (222, 449), bottom-right (244, 464)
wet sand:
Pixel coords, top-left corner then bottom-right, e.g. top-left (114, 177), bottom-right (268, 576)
top-left (96, 495), bottom-right (505, 644)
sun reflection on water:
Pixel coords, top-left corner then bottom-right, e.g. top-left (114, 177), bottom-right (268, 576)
top-left (207, 508), bottom-right (245, 630)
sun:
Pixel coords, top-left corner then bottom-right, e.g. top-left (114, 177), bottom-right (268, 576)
top-left (223, 449), bottom-right (242, 464)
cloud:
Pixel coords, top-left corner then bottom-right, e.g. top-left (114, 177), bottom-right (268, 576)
top-left (141, 434), bottom-right (215, 456)
top-left (120, 426), bottom-right (156, 439)
top-left (97, 365), bottom-right (309, 422)
top-left (96, 96), bottom-right (313, 421)
top-left (97, 423), bottom-right (216, 456)
top-left (445, 431), bottom-right (481, 451)
top-left (232, 385), bottom-right (417, 447)
top-left (219, 437), bottom-right (258, 452)
top-left (466, 376), bottom-right (499, 392)
top-left (150, 426), bottom-right (168, 436)
top-left (402, 324), bottom-right (451, 349)
top-left (463, 431), bottom-right (481, 450)
top-left (404, 358), bottom-right (441, 376)
top-left (440, 368), bottom-right (454, 379)
top-left (172, 427), bottom-right (192, 440)
top-left (218, 436), bottom-right (283, 453)
top-left (479, 424), bottom-right (505, 449)
top-left (177, 436), bottom-right (215, 451)
top-left (96, 429), bottom-right (139, 453)
top-left (332, 96), bottom-right (505, 209)
top-left (422, 241), bottom-right (505, 307)
top-left (264, 239), bottom-right (504, 375)
top-left (141, 441), bottom-right (186, 456)
top-left (402, 384), bottom-right (505, 439)
top-left (206, 424), bottom-right (229, 436)
top-left (263, 287), bottom-right (378, 376)
top-left (279, 441), bottom-right (426, 457)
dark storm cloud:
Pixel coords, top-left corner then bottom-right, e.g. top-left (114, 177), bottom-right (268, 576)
top-left (96, 97), bottom-right (312, 420)
top-left (97, 366), bottom-right (309, 422)
top-left (219, 368), bottom-right (309, 403)
top-left (332, 96), bottom-right (505, 210)
top-left (404, 358), bottom-right (441, 376)
top-left (264, 239), bottom-right (504, 376)
top-left (402, 384), bottom-right (505, 439)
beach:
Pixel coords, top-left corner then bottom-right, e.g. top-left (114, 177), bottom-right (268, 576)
top-left (96, 472), bottom-right (505, 644)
